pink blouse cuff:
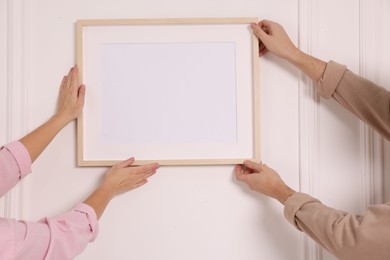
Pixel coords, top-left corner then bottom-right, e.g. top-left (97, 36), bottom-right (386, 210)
top-left (318, 60), bottom-right (347, 99)
top-left (2, 141), bottom-right (32, 179)
top-left (73, 203), bottom-right (99, 241)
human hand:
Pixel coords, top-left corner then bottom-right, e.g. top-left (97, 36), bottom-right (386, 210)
top-left (56, 65), bottom-right (85, 124)
top-left (235, 160), bottom-right (295, 204)
top-left (99, 158), bottom-right (159, 198)
top-left (251, 19), bottom-right (300, 61)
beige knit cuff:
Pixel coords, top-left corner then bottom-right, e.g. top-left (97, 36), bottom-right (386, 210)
top-left (318, 60), bottom-right (347, 99)
top-left (283, 192), bottom-right (320, 230)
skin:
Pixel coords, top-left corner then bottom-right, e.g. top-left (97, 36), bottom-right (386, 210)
top-left (20, 66), bottom-right (85, 162)
top-left (235, 161), bottom-right (295, 205)
top-left (251, 20), bottom-right (327, 83)
top-left (84, 158), bottom-right (158, 219)
top-left (20, 65), bottom-right (158, 219)
top-left (236, 19), bottom-right (328, 204)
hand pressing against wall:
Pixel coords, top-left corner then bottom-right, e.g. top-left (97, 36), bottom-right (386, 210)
top-left (84, 158), bottom-right (159, 219)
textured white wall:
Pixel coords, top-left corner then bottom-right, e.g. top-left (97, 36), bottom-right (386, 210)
top-left (1, 0), bottom-right (389, 260)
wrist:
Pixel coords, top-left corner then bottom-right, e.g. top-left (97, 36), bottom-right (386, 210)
top-left (51, 113), bottom-right (73, 127)
top-left (96, 183), bottom-right (115, 200)
top-left (275, 185), bottom-right (295, 205)
top-left (83, 184), bottom-right (114, 220)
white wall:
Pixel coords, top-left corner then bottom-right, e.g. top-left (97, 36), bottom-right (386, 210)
top-left (1, 0), bottom-right (389, 260)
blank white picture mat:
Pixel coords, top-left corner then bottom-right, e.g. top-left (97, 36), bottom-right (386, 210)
top-left (101, 42), bottom-right (237, 145)
top-left (82, 23), bottom-right (254, 161)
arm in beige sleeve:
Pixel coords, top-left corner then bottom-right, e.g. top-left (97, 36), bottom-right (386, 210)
top-left (251, 20), bottom-right (390, 140)
top-left (250, 20), bottom-right (327, 82)
top-left (284, 193), bottom-right (390, 259)
top-left (318, 61), bottom-right (390, 140)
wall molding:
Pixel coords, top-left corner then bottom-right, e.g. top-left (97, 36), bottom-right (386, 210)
top-left (297, 0), bottom-right (322, 259)
top-left (298, 1), bottom-right (385, 259)
top-left (358, 0), bottom-right (384, 210)
top-left (0, 0), bottom-right (29, 219)
top-left (0, 0), bottom-right (7, 216)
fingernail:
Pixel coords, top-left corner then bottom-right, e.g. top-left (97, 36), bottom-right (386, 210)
top-left (251, 23), bottom-right (257, 28)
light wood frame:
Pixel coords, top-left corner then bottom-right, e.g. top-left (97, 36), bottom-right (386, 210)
top-left (76, 18), bottom-right (260, 166)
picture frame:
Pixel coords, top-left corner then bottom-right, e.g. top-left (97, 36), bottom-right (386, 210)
top-left (76, 18), bottom-right (260, 166)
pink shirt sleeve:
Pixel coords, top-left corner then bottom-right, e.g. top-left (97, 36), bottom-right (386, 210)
top-left (0, 141), bottom-right (32, 197)
top-left (1, 141), bottom-right (99, 259)
top-left (0, 203), bottom-right (99, 260)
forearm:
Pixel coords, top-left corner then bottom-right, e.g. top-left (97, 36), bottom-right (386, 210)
top-left (19, 115), bottom-right (70, 162)
top-left (83, 187), bottom-right (113, 220)
top-left (286, 48), bottom-right (327, 83)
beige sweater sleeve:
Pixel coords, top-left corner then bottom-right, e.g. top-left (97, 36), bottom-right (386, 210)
top-left (284, 193), bottom-right (390, 260)
top-left (318, 60), bottom-right (390, 140)
top-left (283, 61), bottom-right (390, 259)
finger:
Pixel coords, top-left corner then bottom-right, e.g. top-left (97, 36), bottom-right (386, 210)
top-left (116, 157), bottom-right (135, 168)
top-left (135, 163), bottom-right (159, 174)
top-left (135, 165), bottom-right (157, 176)
top-left (251, 23), bottom-right (268, 41)
top-left (235, 165), bottom-right (246, 181)
top-left (259, 48), bottom-right (268, 57)
top-left (259, 42), bottom-right (266, 51)
top-left (65, 67), bottom-right (74, 88)
top-left (60, 76), bottom-right (67, 90)
top-left (67, 66), bottom-right (73, 76)
top-left (244, 160), bottom-right (262, 171)
top-left (71, 65), bottom-right (79, 91)
top-left (243, 166), bottom-right (253, 175)
top-left (77, 85), bottom-right (86, 106)
top-left (143, 171), bottom-right (156, 179)
top-left (258, 19), bottom-right (272, 30)
top-left (135, 179), bottom-right (148, 188)
top-left (136, 168), bottom-right (157, 179)
top-left (259, 163), bottom-right (269, 172)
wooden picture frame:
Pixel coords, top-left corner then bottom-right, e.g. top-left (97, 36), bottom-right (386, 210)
top-left (76, 18), bottom-right (259, 166)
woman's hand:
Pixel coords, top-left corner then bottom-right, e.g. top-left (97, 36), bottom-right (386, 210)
top-left (84, 158), bottom-right (159, 219)
top-left (99, 158), bottom-right (159, 199)
top-left (19, 66), bottom-right (86, 162)
top-left (56, 65), bottom-right (85, 124)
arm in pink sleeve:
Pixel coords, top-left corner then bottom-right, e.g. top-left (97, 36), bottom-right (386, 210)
top-left (0, 203), bottom-right (99, 260)
top-left (42, 203), bottom-right (99, 259)
top-left (318, 60), bottom-right (390, 140)
top-left (0, 141), bottom-right (32, 197)
top-left (284, 192), bottom-right (390, 259)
